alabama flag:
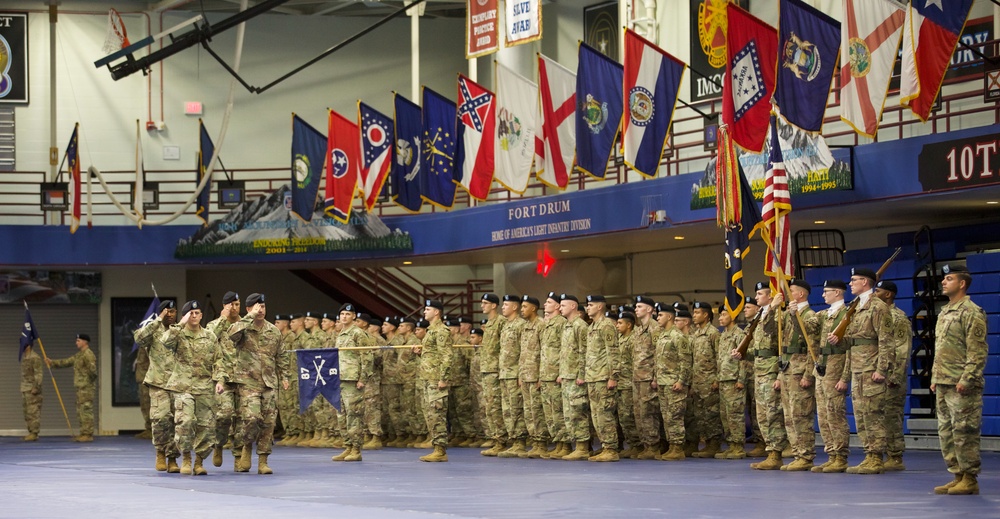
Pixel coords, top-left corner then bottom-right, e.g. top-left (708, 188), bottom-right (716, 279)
top-left (456, 74), bottom-right (496, 201)
top-left (324, 110), bottom-right (361, 224)
top-left (723, 4), bottom-right (778, 153)
top-left (534, 54), bottom-right (576, 189)
top-left (840, 0), bottom-right (905, 138)
top-left (359, 102), bottom-right (393, 212)
top-left (900, 0), bottom-right (973, 122)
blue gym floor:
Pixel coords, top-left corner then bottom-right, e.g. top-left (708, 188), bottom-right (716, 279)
top-left (1, 437), bottom-right (997, 518)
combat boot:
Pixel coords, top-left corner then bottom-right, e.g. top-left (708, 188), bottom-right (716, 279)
top-left (410, 434), bottom-right (427, 448)
top-left (363, 435), bottom-right (383, 450)
top-left (934, 473), bottom-right (963, 494)
top-left (721, 444), bottom-right (747, 460)
top-left (660, 444), bottom-right (685, 461)
top-left (167, 457), bottom-right (181, 473)
top-left (331, 448), bottom-right (352, 461)
top-left (75, 435), bottom-right (94, 442)
top-left (811, 457), bottom-right (833, 472)
top-left (22, 433), bottom-right (38, 442)
top-left (683, 441), bottom-right (697, 457)
top-left (193, 455), bottom-right (208, 476)
top-left (857, 453), bottom-right (884, 474)
top-left (238, 445), bottom-right (253, 472)
top-left (180, 452), bottom-right (193, 475)
top-left (562, 442), bottom-right (590, 461)
top-left (948, 473), bottom-right (978, 495)
top-left (134, 429), bottom-right (152, 440)
top-left (448, 435), bottom-right (463, 448)
top-left (415, 437), bottom-right (434, 449)
top-left (693, 439), bottom-right (721, 458)
top-left (525, 441), bottom-right (546, 459)
top-left (481, 442), bottom-right (505, 457)
top-left (882, 455), bottom-right (905, 472)
top-left (257, 454), bottom-right (273, 474)
top-left (556, 442), bottom-right (574, 458)
top-left (746, 443), bottom-right (767, 458)
top-left (780, 444), bottom-right (793, 458)
top-left (782, 458), bottom-right (814, 471)
top-left (589, 448), bottom-right (619, 462)
top-left (458, 437), bottom-right (475, 448)
top-left (308, 430), bottom-right (328, 447)
top-left (635, 446), bottom-right (658, 460)
top-left (619, 446), bottom-right (641, 459)
top-left (331, 435), bottom-right (345, 449)
top-left (319, 433), bottom-right (340, 449)
top-left (297, 431), bottom-right (314, 447)
top-left (344, 446), bottom-right (363, 462)
top-left (846, 453), bottom-right (874, 474)
top-left (212, 445), bottom-right (223, 467)
top-left (823, 455), bottom-right (848, 473)
top-left (750, 451), bottom-right (782, 470)
top-left (155, 450), bottom-right (167, 471)
top-left (498, 439), bottom-right (528, 458)
top-left (419, 445), bottom-right (448, 462)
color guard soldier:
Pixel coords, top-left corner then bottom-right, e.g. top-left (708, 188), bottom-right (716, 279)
top-left (874, 280), bottom-right (913, 472)
top-left (807, 280), bottom-right (851, 473)
top-left (777, 280), bottom-right (818, 471)
top-left (331, 304), bottom-right (374, 462)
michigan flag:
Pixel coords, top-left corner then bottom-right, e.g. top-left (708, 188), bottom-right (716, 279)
top-left (775, 0), bottom-right (841, 133)
top-left (297, 348), bottom-right (341, 412)
top-left (291, 114), bottom-right (327, 222)
top-left (66, 124), bottom-right (82, 234)
top-left (392, 93), bottom-right (423, 213)
top-left (20, 302), bottom-right (39, 362)
top-left (575, 42), bottom-right (623, 180)
top-left (900, 0), bottom-right (974, 122)
top-left (456, 74), bottom-right (496, 201)
top-left (359, 102), bottom-right (393, 212)
top-left (420, 87), bottom-right (458, 210)
top-left (325, 109), bottom-right (361, 224)
top-left (196, 119), bottom-right (214, 225)
top-left (723, 4), bottom-right (778, 153)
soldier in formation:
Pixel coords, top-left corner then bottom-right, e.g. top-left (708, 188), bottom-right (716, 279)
top-left (47, 333), bottom-right (98, 442)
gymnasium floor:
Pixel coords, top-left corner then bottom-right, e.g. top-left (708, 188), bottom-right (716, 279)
top-left (2, 437), bottom-right (997, 518)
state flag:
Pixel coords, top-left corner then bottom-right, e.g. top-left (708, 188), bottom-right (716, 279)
top-left (456, 74), bottom-right (496, 201)
top-left (359, 102), bottom-right (393, 212)
top-left (576, 42), bottom-right (623, 180)
top-left (296, 348), bottom-right (341, 412)
top-left (535, 53), bottom-right (576, 189)
top-left (420, 87), bottom-right (458, 209)
top-left (775, 0), bottom-right (842, 133)
top-left (196, 119), bottom-right (214, 225)
top-left (495, 62), bottom-right (537, 194)
top-left (900, 0), bottom-right (974, 122)
top-left (20, 302), bottom-right (39, 362)
top-left (66, 124), bottom-right (82, 234)
top-left (290, 114), bottom-right (327, 222)
top-left (839, 0), bottom-right (905, 138)
top-left (129, 295), bottom-right (161, 356)
top-left (392, 93), bottom-right (423, 213)
top-left (324, 109), bottom-right (361, 224)
top-left (723, 3), bottom-right (778, 153)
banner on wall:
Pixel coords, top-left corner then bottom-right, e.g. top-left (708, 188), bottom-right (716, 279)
top-left (466, 0), bottom-right (499, 58)
top-left (689, 0), bottom-right (748, 102)
top-left (0, 12), bottom-right (28, 104)
top-left (583, 1), bottom-right (618, 59)
top-left (505, 0), bottom-right (541, 47)
top-left (917, 132), bottom-right (1000, 192)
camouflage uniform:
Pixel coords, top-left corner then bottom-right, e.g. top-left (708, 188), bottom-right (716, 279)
top-left (750, 308), bottom-right (787, 453)
top-left (50, 346), bottom-right (98, 437)
top-left (780, 306), bottom-right (818, 462)
top-left (633, 319), bottom-right (659, 448)
top-left (717, 325), bottom-right (747, 448)
top-left (136, 320), bottom-right (178, 457)
top-left (420, 320), bottom-right (453, 446)
top-left (163, 325), bottom-right (219, 459)
top-left (480, 315), bottom-right (506, 443)
top-left (519, 317), bottom-right (547, 443)
top-left (336, 325), bottom-right (375, 450)
top-left (616, 329), bottom-right (639, 449)
top-left (808, 302), bottom-right (850, 460)
top-left (885, 304), bottom-right (913, 459)
top-left (685, 322), bottom-right (722, 447)
top-left (401, 333), bottom-right (424, 437)
top-left (654, 325), bottom-right (692, 444)
top-left (932, 295), bottom-right (987, 476)
top-left (276, 331), bottom-right (302, 439)
top-left (363, 331), bottom-right (385, 438)
top-left (311, 328), bottom-right (339, 440)
top-left (540, 314), bottom-right (567, 444)
top-left (468, 345), bottom-right (484, 439)
top-left (499, 316), bottom-right (527, 441)
top-left (205, 316), bottom-right (242, 450)
top-left (21, 348), bottom-right (43, 436)
top-left (134, 344), bottom-right (151, 434)
top-left (585, 316), bottom-right (619, 450)
top-left (382, 334), bottom-right (407, 440)
top-left (448, 339), bottom-right (476, 439)
top-left (560, 315), bottom-right (590, 442)
top-left (224, 316), bottom-right (289, 455)
top-left (841, 292), bottom-right (894, 459)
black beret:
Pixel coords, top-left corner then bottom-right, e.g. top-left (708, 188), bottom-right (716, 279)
top-left (942, 264), bottom-right (969, 275)
top-left (851, 267), bottom-right (877, 282)
top-left (222, 291), bottom-right (239, 305)
top-left (425, 299), bottom-right (444, 311)
top-left (875, 280), bottom-right (898, 294)
top-left (457, 316), bottom-right (472, 324)
top-left (745, 296), bottom-right (757, 305)
top-left (470, 328), bottom-right (484, 336)
top-left (157, 300), bottom-right (175, 312)
top-left (415, 319), bottom-right (430, 329)
top-left (717, 303), bottom-right (728, 313)
top-left (753, 282), bottom-right (768, 292)
top-left (245, 293), bottom-right (265, 306)
top-left (634, 295), bottom-right (656, 307)
top-left (522, 295), bottom-right (540, 307)
top-left (77, 333), bottom-right (91, 342)
top-left (339, 303), bottom-right (356, 314)
top-left (577, 303), bottom-right (586, 312)
top-left (618, 311), bottom-right (636, 323)
top-left (586, 295), bottom-right (606, 303)
top-left (691, 301), bottom-right (713, 311)
top-left (481, 293), bottom-right (500, 304)
top-left (304, 311), bottom-right (320, 319)
top-left (790, 279), bottom-right (811, 293)
top-left (384, 316), bottom-right (399, 326)
top-left (399, 316), bottom-right (417, 325)
top-left (289, 313), bottom-right (304, 319)
top-left (180, 300), bottom-right (200, 316)
top-left (356, 312), bottom-right (371, 323)
top-left (480, 318), bottom-right (488, 325)
top-left (322, 312), bottom-right (336, 321)
top-left (274, 315), bottom-right (289, 322)
top-left (560, 294), bottom-right (579, 303)
top-left (366, 315), bottom-right (382, 326)
top-left (620, 304), bottom-right (635, 314)
top-left (673, 303), bottom-right (691, 319)
top-left (546, 292), bottom-right (560, 303)
top-left (445, 317), bottom-right (458, 327)
top-left (824, 279), bottom-right (847, 291)
top-left (502, 294), bottom-right (521, 302)
top-left (655, 302), bottom-right (675, 314)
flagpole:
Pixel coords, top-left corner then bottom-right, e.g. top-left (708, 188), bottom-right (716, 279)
top-left (32, 338), bottom-right (76, 437)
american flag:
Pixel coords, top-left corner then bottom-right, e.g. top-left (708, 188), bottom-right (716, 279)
top-left (761, 115), bottom-right (793, 293)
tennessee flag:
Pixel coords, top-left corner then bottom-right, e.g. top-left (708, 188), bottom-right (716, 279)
top-left (900, 0), bottom-right (974, 122)
top-left (358, 102), bottom-right (393, 212)
top-left (66, 124), bottom-right (81, 234)
top-left (456, 74), bottom-right (496, 201)
top-left (840, 0), bottom-right (905, 138)
top-left (534, 53), bottom-right (576, 189)
top-left (723, 4), bottom-right (778, 153)
top-left (324, 110), bottom-right (361, 223)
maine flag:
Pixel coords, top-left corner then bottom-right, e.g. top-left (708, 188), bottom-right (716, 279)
top-left (775, 0), bottom-right (841, 133)
top-left (900, 0), bottom-right (974, 122)
top-left (196, 119), bottom-right (214, 225)
top-left (325, 109), bottom-right (361, 224)
top-left (20, 302), bottom-right (39, 362)
top-left (456, 74), bottom-right (496, 201)
top-left (420, 87), bottom-right (458, 209)
top-left (575, 42), bottom-right (623, 180)
top-left (392, 93), bottom-right (423, 213)
top-left (297, 348), bottom-right (341, 412)
top-left (359, 102), bottom-right (393, 212)
top-left (724, 3), bottom-right (778, 152)
top-left (291, 114), bottom-right (327, 222)
top-left (66, 124), bottom-right (82, 234)
top-left (622, 29), bottom-right (685, 178)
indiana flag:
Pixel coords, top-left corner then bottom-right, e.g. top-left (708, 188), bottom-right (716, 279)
top-left (196, 119), bottom-right (214, 226)
top-left (575, 42), bottom-right (623, 180)
top-left (535, 53), bottom-right (576, 189)
top-left (760, 115), bottom-right (793, 292)
top-left (421, 87), bottom-right (458, 209)
top-left (840, 0), bottom-right (905, 138)
top-left (900, 0), bottom-right (974, 122)
top-left (392, 93), bottom-right (423, 213)
top-left (20, 302), bottom-right (39, 362)
top-left (775, 0), bottom-right (841, 133)
top-left (456, 74), bottom-right (496, 201)
top-left (66, 124), bottom-right (81, 234)
top-left (495, 62), bottom-right (537, 194)
top-left (359, 102), bottom-right (393, 212)
top-left (622, 29), bottom-right (685, 178)
top-left (297, 349), bottom-right (342, 412)
top-left (723, 4), bottom-right (778, 153)
top-left (290, 114), bottom-right (327, 223)
top-left (324, 110), bottom-right (361, 223)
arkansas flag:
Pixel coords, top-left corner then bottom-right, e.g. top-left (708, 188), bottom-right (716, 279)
top-left (324, 110), bottom-right (361, 224)
top-left (66, 124), bottom-right (82, 234)
top-left (723, 3), bottom-right (778, 153)
top-left (456, 74), bottom-right (496, 201)
top-left (535, 53), bottom-right (576, 189)
top-left (840, 0), bottom-right (905, 138)
top-left (359, 102), bottom-right (393, 212)
top-left (900, 0), bottom-right (973, 122)
top-left (622, 29), bottom-right (685, 178)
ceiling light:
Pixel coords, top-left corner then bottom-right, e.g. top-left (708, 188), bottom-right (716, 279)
top-left (814, 220), bottom-right (826, 224)
top-left (674, 236), bottom-right (685, 240)
top-left (560, 249), bottom-right (570, 253)
top-left (403, 261), bottom-right (413, 265)
top-left (987, 201), bottom-right (998, 205)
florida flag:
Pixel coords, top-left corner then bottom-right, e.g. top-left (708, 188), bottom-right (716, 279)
top-left (723, 4), bottom-right (778, 153)
top-left (534, 54), bottom-right (576, 189)
top-left (324, 110), bottom-right (361, 223)
top-left (900, 0), bottom-right (974, 122)
top-left (840, 0), bottom-right (905, 138)
top-left (359, 102), bottom-right (393, 212)
top-left (622, 29), bottom-right (685, 178)
top-left (456, 74), bottom-right (496, 201)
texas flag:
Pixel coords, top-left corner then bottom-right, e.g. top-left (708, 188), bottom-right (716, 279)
top-left (840, 0), bottom-right (905, 138)
top-left (324, 110), bottom-right (361, 224)
top-left (900, 0), bottom-right (974, 122)
top-left (723, 3), bottom-right (778, 153)
top-left (534, 53), bottom-right (576, 189)
top-left (358, 102), bottom-right (393, 212)
top-left (456, 74), bottom-right (496, 201)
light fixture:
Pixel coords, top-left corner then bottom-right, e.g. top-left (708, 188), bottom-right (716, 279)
top-left (403, 261), bottom-right (413, 265)
top-left (814, 220), bottom-right (826, 224)
top-left (560, 249), bottom-right (570, 253)
top-left (674, 236), bottom-right (685, 240)
top-left (987, 201), bottom-right (998, 205)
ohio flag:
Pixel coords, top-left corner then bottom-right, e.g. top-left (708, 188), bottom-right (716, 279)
top-left (456, 74), bottom-right (496, 201)
top-left (324, 110), bottom-right (360, 223)
top-left (359, 102), bottom-right (393, 212)
top-left (534, 54), bottom-right (576, 189)
top-left (840, 0), bottom-right (905, 138)
top-left (723, 3), bottom-right (778, 153)
top-left (900, 0), bottom-right (974, 122)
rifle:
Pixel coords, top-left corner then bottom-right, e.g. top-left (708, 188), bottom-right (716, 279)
top-left (831, 247), bottom-right (902, 342)
top-left (734, 308), bottom-right (763, 359)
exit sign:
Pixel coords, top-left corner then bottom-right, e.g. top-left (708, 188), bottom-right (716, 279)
top-left (184, 101), bottom-right (203, 115)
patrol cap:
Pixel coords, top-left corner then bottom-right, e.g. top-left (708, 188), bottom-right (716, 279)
top-left (875, 280), bottom-right (897, 294)
top-left (304, 311), bottom-right (320, 319)
top-left (753, 282), bottom-right (768, 292)
top-left (338, 303), bottom-right (357, 314)
top-left (245, 293), bottom-right (265, 306)
top-left (180, 300), bottom-right (200, 315)
top-left (77, 333), bottom-right (91, 342)
top-left (289, 313), bottom-right (304, 320)
top-left (634, 295), bottom-right (656, 307)
top-left (502, 294), bottom-right (521, 303)
top-left (654, 302), bottom-right (675, 314)
top-left (481, 293), bottom-right (500, 305)
top-left (415, 319), bottom-right (430, 329)
top-left (618, 311), bottom-right (636, 323)
top-left (560, 294), bottom-right (579, 303)
top-left (522, 295), bottom-right (540, 307)
top-left (823, 279), bottom-right (847, 291)
top-left (789, 279), bottom-right (811, 293)
top-left (546, 292), bottom-right (560, 303)
top-left (222, 291), bottom-right (239, 305)
top-left (158, 300), bottom-right (175, 313)
top-left (942, 264), bottom-right (969, 275)
top-left (851, 267), bottom-right (877, 283)
top-left (425, 299), bottom-right (444, 311)
top-left (470, 328), bottom-right (484, 336)
top-left (586, 295), bottom-right (606, 303)
top-left (691, 301), bottom-right (713, 315)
